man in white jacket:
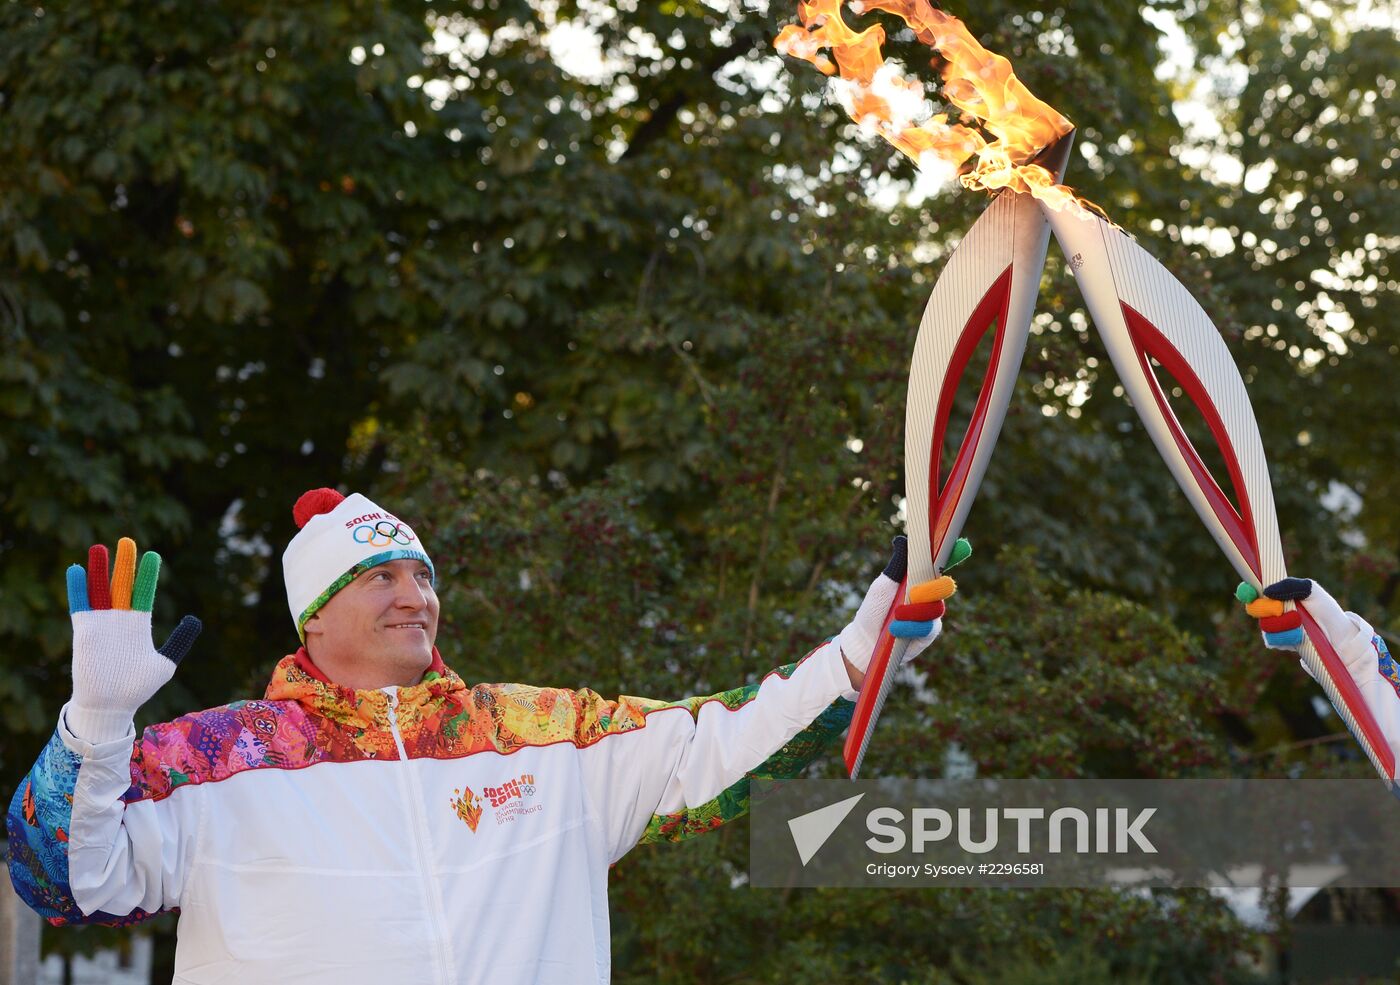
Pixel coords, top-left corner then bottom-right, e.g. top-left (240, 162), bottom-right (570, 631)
top-left (8, 487), bottom-right (952, 985)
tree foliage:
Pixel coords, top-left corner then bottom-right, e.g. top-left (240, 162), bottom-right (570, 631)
top-left (1, 0), bottom-right (1394, 977)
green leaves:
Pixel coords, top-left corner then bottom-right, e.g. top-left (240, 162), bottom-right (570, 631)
top-left (1, 0), bottom-right (1393, 974)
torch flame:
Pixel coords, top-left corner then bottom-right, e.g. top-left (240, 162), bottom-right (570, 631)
top-left (775, 0), bottom-right (1083, 210)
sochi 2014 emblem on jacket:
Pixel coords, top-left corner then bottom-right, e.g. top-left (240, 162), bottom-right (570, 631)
top-left (449, 787), bottom-right (484, 832)
top-left (449, 773), bottom-right (540, 833)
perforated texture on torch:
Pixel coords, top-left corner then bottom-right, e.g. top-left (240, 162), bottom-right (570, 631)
top-left (848, 178), bottom-right (1057, 779)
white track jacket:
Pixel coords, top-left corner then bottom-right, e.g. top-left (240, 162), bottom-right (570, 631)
top-left (8, 644), bottom-right (855, 984)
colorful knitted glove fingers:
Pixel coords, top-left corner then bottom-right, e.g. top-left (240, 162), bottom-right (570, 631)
top-left (1236, 576), bottom-right (1358, 652)
top-left (1236, 579), bottom-right (1305, 649)
top-left (890, 537), bottom-right (968, 639)
top-left (1237, 576), bottom-right (1400, 705)
top-left (66, 538), bottom-right (202, 743)
top-left (838, 536), bottom-right (969, 675)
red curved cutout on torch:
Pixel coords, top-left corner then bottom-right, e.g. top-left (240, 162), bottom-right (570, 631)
top-left (845, 265), bottom-right (1013, 777)
top-left (1120, 304), bottom-right (1261, 579)
top-left (928, 265), bottom-right (1014, 552)
top-left (1121, 304), bottom-right (1393, 779)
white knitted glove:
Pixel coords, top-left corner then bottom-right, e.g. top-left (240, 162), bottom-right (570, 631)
top-left (65, 538), bottom-right (202, 743)
top-left (837, 536), bottom-right (962, 676)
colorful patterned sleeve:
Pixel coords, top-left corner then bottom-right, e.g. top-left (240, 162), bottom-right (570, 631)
top-left (6, 729), bottom-right (167, 927)
top-left (1374, 634), bottom-right (1400, 700)
top-left (6, 700), bottom-right (224, 927)
top-left (572, 640), bottom-right (855, 862)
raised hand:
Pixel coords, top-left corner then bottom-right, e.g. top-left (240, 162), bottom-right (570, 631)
top-left (65, 537), bottom-right (202, 743)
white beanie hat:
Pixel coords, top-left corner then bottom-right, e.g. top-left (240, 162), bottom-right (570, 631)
top-left (282, 488), bottom-right (435, 640)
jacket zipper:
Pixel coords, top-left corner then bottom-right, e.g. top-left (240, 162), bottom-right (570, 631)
top-left (386, 689), bottom-right (457, 984)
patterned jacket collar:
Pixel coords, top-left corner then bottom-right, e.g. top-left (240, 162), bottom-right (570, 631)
top-left (264, 647), bottom-right (467, 728)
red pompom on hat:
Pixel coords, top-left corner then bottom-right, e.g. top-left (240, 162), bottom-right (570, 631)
top-left (293, 488), bottom-right (346, 529)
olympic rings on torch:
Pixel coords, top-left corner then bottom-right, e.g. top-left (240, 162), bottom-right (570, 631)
top-left (352, 521), bottom-right (416, 548)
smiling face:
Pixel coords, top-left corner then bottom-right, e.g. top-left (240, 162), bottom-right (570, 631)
top-left (302, 558), bottom-right (440, 690)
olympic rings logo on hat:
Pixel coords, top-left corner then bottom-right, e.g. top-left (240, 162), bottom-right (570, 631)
top-left (352, 520), bottom-right (417, 548)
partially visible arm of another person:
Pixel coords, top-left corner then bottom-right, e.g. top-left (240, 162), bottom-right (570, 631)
top-left (1241, 576), bottom-right (1400, 768)
top-left (7, 538), bottom-right (202, 925)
